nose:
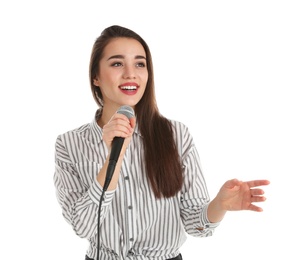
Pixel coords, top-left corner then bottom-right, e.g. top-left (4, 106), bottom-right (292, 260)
top-left (122, 64), bottom-right (136, 79)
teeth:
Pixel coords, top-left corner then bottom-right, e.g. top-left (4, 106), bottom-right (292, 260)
top-left (120, 86), bottom-right (137, 90)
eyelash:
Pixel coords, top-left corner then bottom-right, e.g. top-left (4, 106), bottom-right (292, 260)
top-left (111, 62), bottom-right (146, 68)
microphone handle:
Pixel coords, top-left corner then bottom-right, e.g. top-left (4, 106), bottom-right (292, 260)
top-left (109, 137), bottom-right (124, 161)
top-left (104, 137), bottom-right (124, 191)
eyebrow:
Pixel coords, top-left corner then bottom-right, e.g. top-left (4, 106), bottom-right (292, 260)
top-left (107, 55), bottom-right (146, 61)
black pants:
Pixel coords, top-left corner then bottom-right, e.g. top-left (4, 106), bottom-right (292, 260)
top-left (85, 253), bottom-right (182, 260)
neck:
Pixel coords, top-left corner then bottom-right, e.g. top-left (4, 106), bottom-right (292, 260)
top-left (97, 105), bottom-right (118, 128)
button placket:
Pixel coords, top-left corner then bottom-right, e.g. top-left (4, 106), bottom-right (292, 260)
top-left (122, 156), bottom-right (135, 251)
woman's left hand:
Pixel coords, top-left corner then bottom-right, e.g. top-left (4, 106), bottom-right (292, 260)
top-left (217, 179), bottom-right (270, 212)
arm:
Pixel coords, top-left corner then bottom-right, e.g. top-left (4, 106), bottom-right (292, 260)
top-left (54, 114), bottom-right (136, 238)
top-left (180, 146), bottom-right (220, 237)
top-left (54, 135), bottom-right (115, 238)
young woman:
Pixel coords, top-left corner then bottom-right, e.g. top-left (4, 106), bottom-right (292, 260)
top-left (53, 25), bottom-right (270, 260)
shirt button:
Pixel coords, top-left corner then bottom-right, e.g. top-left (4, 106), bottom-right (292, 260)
top-left (128, 206), bottom-right (133, 210)
top-left (125, 176), bottom-right (129, 180)
top-left (130, 238), bottom-right (134, 242)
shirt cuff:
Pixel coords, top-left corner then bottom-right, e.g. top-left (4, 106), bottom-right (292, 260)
top-left (88, 175), bottom-right (116, 206)
top-left (200, 202), bottom-right (221, 229)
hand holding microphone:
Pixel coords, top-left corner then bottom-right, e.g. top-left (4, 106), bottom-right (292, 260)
top-left (102, 105), bottom-right (136, 191)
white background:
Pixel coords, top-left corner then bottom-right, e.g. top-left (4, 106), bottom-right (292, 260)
top-left (1, 0), bottom-right (302, 259)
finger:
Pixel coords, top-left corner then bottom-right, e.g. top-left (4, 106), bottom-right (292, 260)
top-left (108, 129), bottom-right (132, 139)
top-left (250, 188), bottom-right (265, 196)
top-left (103, 124), bottom-right (133, 142)
top-left (248, 204), bottom-right (264, 212)
top-left (111, 114), bottom-right (132, 125)
top-left (250, 195), bottom-right (267, 203)
top-left (223, 178), bottom-right (242, 189)
top-left (107, 117), bottom-right (133, 132)
top-left (129, 117), bottom-right (136, 128)
top-left (246, 180), bottom-right (270, 188)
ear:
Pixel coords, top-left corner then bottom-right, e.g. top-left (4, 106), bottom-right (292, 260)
top-left (93, 77), bottom-right (100, 86)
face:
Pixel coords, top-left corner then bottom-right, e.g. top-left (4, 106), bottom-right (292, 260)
top-left (93, 37), bottom-right (148, 111)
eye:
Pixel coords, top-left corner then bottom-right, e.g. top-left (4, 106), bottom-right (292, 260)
top-left (136, 62), bottom-right (146, 68)
top-left (111, 62), bottom-right (123, 67)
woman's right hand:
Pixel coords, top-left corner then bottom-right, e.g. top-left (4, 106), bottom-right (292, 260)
top-left (102, 112), bottom-right (136, 157)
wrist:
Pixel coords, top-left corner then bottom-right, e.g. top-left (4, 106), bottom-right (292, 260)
top-left (207, 197), bottom-right (227, 223)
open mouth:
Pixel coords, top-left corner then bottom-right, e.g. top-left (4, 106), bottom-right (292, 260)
top-left (119, 86), bottom-right (138, 91)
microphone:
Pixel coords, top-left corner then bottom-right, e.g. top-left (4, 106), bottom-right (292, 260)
top-left (103, 105), bottom-right (135, 191)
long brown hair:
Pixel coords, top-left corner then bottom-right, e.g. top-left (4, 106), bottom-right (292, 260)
top-left (89, 25), bottom-right (183, 198)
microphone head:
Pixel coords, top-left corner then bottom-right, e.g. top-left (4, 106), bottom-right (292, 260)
top-left (117, 105), bottom-right (135, 119)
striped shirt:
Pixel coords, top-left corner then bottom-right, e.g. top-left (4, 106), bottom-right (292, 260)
top-left (54, 109), bottom-right (220, 260)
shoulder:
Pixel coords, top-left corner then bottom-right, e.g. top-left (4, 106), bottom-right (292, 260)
top-left (167, 120), bottom-right (200, 160)
top-left (56, 108), bottom-right (102, 145)
top-left (169, 119), bottom-right (194, 149)
top-left (169, 119), bottom-right (191, 136)
top-left (55, 122), bottom-right (92, 145)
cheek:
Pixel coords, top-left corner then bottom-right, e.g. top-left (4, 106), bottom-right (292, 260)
top-left (100, 70), bottom-right (118, 85)
top-left (140, 82), bottom-right (147, 96)
top-left (141, 71), bottom-right (148, 85)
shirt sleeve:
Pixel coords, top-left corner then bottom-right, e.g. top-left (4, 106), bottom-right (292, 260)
top-left (53, 134), bottom-right (115, 239)
top-left (177, 124), bottom-right (220, 237)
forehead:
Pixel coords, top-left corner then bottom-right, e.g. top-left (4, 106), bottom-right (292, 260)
top-left (103, 37), bottom-right (146, 57)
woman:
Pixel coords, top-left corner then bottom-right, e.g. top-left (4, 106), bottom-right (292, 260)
top-left (54, 25), bottom-right (270, 260)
